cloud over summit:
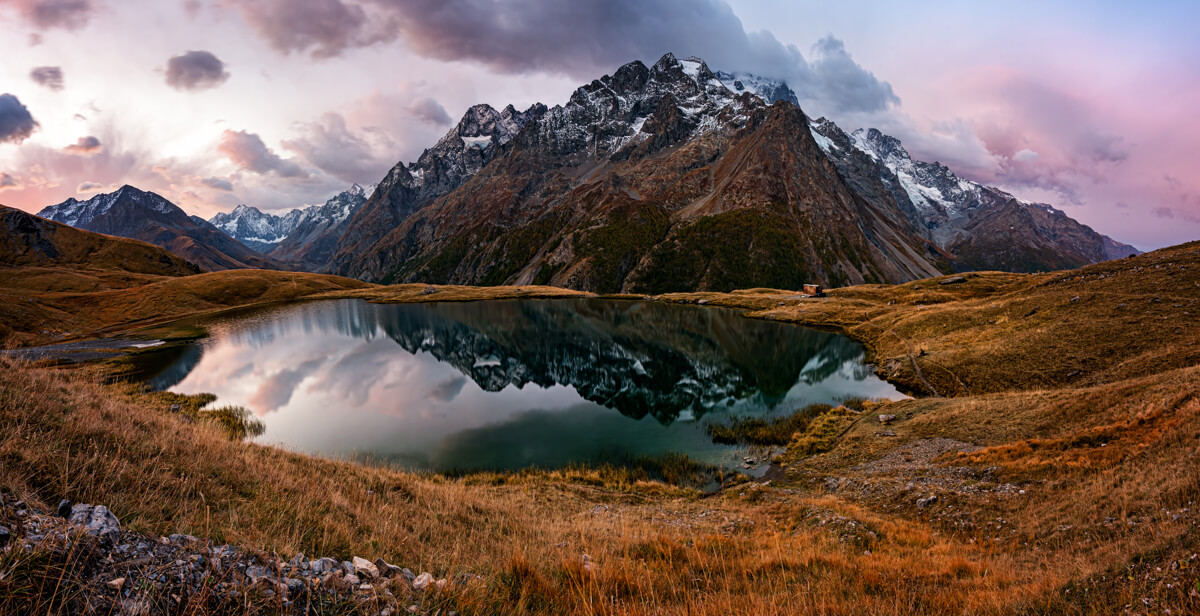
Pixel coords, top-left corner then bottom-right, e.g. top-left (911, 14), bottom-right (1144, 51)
top-left (224, 0), bottom-right (899, 114)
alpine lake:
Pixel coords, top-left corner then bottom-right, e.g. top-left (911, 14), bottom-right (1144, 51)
top-left (131, 298), bottom-right (905, 486)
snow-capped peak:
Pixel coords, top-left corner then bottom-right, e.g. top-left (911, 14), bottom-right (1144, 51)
top-left (37, 185), bottom-right (184, 228)
top-left (714, 71), bottom-right (799, 107)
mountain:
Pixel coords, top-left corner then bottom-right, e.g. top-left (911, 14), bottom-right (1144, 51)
top-left (268, 184), bottom-right (373, 267)
top-left (333, 54), bottom-right (947, 290)
top-left (36, 186), bottom-right (284, 272)
top-left (809, 121), bottom-right (1141, 272)
top-left (208, 205), bottom-right (306, 253)
top-left (0, 204), bottom-right (200, 276)
top-left (713, 70), bottom-right (800, 106)
top-left (329, 103), bottom-right (547, 277)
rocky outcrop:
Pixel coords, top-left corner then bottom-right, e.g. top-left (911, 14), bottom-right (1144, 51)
top-left (0, 493), bottom-right (465, 615)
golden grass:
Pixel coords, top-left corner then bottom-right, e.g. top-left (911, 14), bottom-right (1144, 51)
top-left (1, 357), bottom-right (1063, 615)
top-left (1, 242), bottom-right (1199, 613)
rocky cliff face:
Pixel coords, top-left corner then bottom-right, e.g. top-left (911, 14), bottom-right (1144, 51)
top-left (268, 184), bottom-right (373, 267)
top-left (329, 104), bottom-right (546, 278)
top-left (37, 186), bottom-right (282, 272)
top-left (333, 54), bottom-right (946, 290)
top-left (809, 120), bottom-right (1141, 272)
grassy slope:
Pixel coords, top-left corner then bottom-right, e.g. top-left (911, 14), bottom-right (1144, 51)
top-left (1, 244), bottom-right (1199, 613)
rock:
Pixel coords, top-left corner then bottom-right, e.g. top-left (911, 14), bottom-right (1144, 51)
top-left (108, 577), bottom-right (125, 590)
top-left (169, 404), bottom-right (182, 413)
top-left (68, 504), bottom-right (121, 544)
top-left (57, 499), bottom-right (72, 517)
top-left (288, 552), bottom-right (306, 568)
top-left (421, 286), bottom-right (438, 295)
top-left (939, 276), bottom-right (967, 285)
top-left (245, 566), bottom-right (274, 584)
top-left (118, 598), bottom-right (150, 616)
top-left (285, 578), bottom-right (305, 594)
top-left (352, 556), bottom-right (379, 579)
top-left (375, 557), bottom-right (404, 578)
top-left (413, 572), bottom-right (435, 590)
top-left (344, 573), bottom-right (361, 586)
top-left (581, 553), bottom-right (594, 572)
top-left (875, 431), bottom-right (897, 437)
top-left (1069, 296), bottom-right (1081, 303)
top-left (917, 495), bottom-right (938, 510)
top-left (878, 414), bottom-right (896, 425)
top-left (310, 558), bottom-right (338, 574)
top-left (399, 567), bottom-right (416, 584)
top-left (0, 525), bottom-right (9, 547)
top-left (167, 533), bottom-right (200, 545)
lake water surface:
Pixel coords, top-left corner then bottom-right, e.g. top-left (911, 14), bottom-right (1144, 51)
top-left (142, 298), bottom-right (904, 474)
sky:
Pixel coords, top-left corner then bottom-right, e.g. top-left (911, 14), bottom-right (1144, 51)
top-left (0, 0), bottom-right (1197, 250)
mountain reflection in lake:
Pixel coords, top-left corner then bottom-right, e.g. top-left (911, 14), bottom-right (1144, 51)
top-left (149, 298), bottom-right (904, 474)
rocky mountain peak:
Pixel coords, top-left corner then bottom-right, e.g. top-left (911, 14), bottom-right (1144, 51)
top-left (714, 71), bottom-right (800, 106)
top-left (851, 128), bottom-right (908, 164)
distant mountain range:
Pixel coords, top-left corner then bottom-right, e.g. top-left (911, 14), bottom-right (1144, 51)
top-left (36, 186), bottom-right (284, 272)
top-left (209, 184), bottom-right (374, 267)
top-left (24, 53), bottom-right (1139, 289)
top-left (1, 203), bottom-right (199, 276)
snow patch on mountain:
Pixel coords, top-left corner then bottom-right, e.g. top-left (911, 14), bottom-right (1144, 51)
top-left (714, 71), bottom-right (800, 106)
top-left (38, 185), bottom-right (188, 228)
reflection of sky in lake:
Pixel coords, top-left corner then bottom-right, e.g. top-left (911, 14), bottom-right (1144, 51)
top-left (163, 299), bottom-right (906, 472)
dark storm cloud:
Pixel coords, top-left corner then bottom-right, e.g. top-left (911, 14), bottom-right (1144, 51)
top-left (200, 176), bottom-right (234, 191)
top-left (218, 129), bottom-right (307, 178)
top-left (407, 97), bottom-right (451, 126)
top-left (0, 172), bottom-right (19, 190)
top-left (30, 66), bottom-right (64, 90)
top-left (0, 0), bottom-right (93, 30)
top-left (807, 37), bottom-right (899, 113)
top-left (227, 0), bottom-right (899, 113)
top-left (165, 50), bottom-right (231, 91)
top-left (64, 135), bottom-right (101, 154)
top-left (0, 94), bottom-right (39, 144)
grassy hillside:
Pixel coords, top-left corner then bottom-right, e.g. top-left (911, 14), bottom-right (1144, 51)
top-left (0, 244), bottom-right (1198, 614)
top-left (1, 204), bottom-right (200, 277)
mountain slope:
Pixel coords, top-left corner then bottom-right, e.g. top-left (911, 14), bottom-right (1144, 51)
top-left (335, 54), bottom-right (946, 290)
top-left (0, 204), bottom-right (200, 276)
top-left (208, 205), bottom-right (306, 253)
top-left (268, 184), bottom-right (372, 267)
top-left (329, 104), bottom-right (546, 276)
top-left (37, 186), bottom-right (285, 272)
top-left (809, 120), bottom-right (1141, 272)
